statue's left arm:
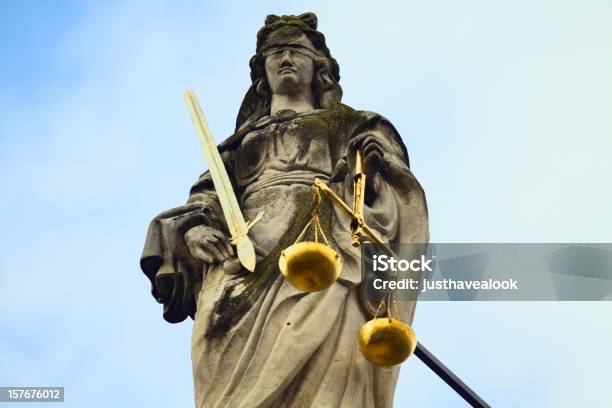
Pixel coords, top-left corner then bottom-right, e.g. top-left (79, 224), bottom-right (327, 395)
top-left (330, 110), bottom-right (429, 323)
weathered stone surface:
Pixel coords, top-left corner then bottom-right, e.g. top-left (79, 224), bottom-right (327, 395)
top-left (141, 12), bottom-right (428, 408)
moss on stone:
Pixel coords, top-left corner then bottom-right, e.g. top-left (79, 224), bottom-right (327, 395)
top-left (204, 105), bottom-right (357, 339)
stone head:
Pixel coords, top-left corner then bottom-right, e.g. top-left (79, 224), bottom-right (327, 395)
top-left (236, 13), bottom-right (343, 130)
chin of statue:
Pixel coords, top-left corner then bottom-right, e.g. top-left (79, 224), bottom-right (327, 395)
top-left (278, 77), bottom-right (303, 91)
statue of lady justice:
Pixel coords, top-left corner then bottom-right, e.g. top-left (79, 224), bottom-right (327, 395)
top-left (141, 13), bottom-right (428, 408)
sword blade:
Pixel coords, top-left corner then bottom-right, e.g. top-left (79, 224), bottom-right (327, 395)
top-left (184, 89), bottom-right (256, 272)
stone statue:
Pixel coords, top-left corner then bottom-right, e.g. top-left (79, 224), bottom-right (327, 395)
top-left (140, 12), bottom-right (429, 408)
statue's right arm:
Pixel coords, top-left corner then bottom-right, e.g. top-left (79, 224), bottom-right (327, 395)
top-left (185, 225), bottom-right (233, 264)
top-left (140, 148), bottom-right (237, 322)
top-left (184, 149), bottom-right (235, 265)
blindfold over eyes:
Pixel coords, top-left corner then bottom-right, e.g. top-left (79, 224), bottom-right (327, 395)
top-left (262, 43), bottom-right (322, 60)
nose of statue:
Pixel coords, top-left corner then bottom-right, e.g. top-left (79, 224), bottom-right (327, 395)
top-left (280, 49), bottom-right (293, 65)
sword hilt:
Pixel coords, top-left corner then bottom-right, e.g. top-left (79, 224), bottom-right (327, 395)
top-left (226, 211), bottom-right (264, 273)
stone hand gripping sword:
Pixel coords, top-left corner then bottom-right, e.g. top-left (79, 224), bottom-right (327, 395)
top-left (184, 90), bottom-right (263, 272)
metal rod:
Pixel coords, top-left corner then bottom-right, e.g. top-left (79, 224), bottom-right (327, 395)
top-left (414, 342), bottom-right (491, 408)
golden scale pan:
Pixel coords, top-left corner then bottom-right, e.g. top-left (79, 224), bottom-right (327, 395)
top-left (278, 150), bottom-right (417, 367)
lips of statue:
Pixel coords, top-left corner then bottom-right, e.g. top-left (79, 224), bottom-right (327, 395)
top-left (264, 34), bottom-right (315, 96)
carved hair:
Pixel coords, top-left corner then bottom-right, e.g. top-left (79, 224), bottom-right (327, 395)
top-left (235, 13), bottom-right (343, 132)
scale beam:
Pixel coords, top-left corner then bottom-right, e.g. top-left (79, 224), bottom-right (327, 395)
top-left (313, 178), bottom-right (393, 256)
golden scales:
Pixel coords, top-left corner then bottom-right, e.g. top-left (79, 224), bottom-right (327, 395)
top-left (278, 149), bottom-right (417, 367)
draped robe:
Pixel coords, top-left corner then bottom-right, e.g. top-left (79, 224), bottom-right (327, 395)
top-left (140, 104), bottom-right (429, 407)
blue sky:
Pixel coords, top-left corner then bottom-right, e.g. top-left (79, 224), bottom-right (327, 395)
top-left (1, 1), bottom-right (611, 406)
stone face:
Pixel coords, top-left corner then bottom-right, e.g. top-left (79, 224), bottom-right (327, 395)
top-left (140, 12), bottom-right (429, 408)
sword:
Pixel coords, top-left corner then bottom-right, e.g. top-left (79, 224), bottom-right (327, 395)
top-left (184, 89), bottom-right (262, 272)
